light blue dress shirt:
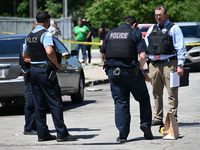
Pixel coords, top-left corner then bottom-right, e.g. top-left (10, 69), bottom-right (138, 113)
top-left (23, 25), bottom-right (54, 64)
top-left (145, 20), bottom-right (186, 66)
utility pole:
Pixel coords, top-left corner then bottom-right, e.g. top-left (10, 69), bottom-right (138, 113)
top-left (63, 0), bottom-right (68, 18)
top-left (29, 0), bottom-right (37, 18)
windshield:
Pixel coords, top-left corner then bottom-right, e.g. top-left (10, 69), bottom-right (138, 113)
top-left (179, 26), bottom-right (200, 38)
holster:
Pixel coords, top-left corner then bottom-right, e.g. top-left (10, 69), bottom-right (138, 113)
top-left (132, 67), bottom-right (139, 76)
top-left (103, 61), bottom-right (108, 75)
top-left (21, 66), bottom-right (29, 86)
top-left (132, 60), bottom-right (140, 76)
top-left (47, 61), bottom-right (58, 81)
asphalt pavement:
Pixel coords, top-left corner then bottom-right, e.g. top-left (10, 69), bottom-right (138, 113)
top-left (0, 49), bottom-right (200, 150)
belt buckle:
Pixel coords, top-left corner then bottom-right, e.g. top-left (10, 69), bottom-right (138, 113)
top-left (154, 55), bottom-right (160, 60)
top-left (113, 67), bottom-right (121, 76)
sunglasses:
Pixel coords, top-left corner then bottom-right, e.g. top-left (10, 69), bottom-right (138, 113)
top-left (154, 14), bottom-right (165, 17)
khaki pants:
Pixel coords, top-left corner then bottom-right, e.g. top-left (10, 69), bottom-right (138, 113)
top-left (149, 60), bottom-right (178, 121)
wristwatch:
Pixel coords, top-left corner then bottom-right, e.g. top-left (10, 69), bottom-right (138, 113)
top-left (178, 64), bottom-right (183, 68)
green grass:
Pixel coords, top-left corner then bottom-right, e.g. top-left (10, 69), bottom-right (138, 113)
top-left (91, 37), bottom-right (100, 49)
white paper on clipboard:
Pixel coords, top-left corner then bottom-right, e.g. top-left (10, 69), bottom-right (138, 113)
top-left (170, 72), bottom-right (180, 87)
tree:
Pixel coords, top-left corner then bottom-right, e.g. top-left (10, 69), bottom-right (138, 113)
top-left (44, 0), bottom-right (62, 18)
top-left (85, 0), bottom-right (200, 29)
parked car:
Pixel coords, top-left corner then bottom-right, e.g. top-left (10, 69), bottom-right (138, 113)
top-left (0, 34), bottom-right (85, 105)
top-left (174, 22), bottom-right (200, 70)
top-left (137, 24), bottom-right (153, 37)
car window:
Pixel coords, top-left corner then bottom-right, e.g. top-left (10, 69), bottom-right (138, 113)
top-left (179, 26), bottom-right (200, 38)
top-left (53, 38), bottom-right (68, 54)
top-left (0, 39), bottom-right (22, 55)
top-left (138, 27), bottom-right (150, 32)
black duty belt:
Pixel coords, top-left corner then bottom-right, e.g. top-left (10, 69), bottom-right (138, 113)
top-left (31, 64), bottom-right (47, 68)
top-left (151, 56), bottom-right (177, 64)
top-left (109, 67), bottom-right (133, 72)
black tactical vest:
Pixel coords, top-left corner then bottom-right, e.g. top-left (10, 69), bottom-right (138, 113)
top-left (27, 29), bottom-right (48, 62)
top-left (105, 28), bottom-right (137, 60)
top-left (148, 23), bottom-right (176, 55)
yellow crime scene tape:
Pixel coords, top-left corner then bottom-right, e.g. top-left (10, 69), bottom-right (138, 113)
top-left (0, 31), bottom-right (15, 35)
top-left (0, 31), bottom-right (102, 46)
top-left (185, 43), bottom-right (200, 46)
top-left (60, 40), bottom-right (102, 46)
top-left (1, 31), bottom-right (200, 46)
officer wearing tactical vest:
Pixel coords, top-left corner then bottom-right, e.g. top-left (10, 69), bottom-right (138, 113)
top-left (145, 5), bottom-right (186, 126)
top-left (100, 16), bottom-right (153, 143)
top-left (23, 11), bottom-right (77, 142)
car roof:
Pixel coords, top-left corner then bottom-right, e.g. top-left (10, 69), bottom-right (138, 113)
top-left (0, 34), bottom-right (27, 40)
top-left (173, 22), bottom-right (200, 26)
top-left (138, 24), bottom-right (154, 27)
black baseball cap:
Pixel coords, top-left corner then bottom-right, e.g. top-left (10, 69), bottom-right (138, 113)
top-left (36, 11), bottom-right (51, 23)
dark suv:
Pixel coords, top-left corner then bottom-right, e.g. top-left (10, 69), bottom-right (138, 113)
top-left (174, 22), bottom-right (200, 70)
top-left (0, 34), bottom-right (85, 105)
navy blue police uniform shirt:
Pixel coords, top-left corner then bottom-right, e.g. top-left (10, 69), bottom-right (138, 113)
top-left (100, 23), bottom-right (148, 68)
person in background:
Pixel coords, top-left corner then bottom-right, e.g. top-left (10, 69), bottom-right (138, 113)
top-left (23, 11), bottom-right (77, 142)
top-left (32, 21), bottom-right (37, 30)
top-left (98, 22), bottom-right (109, 66)
top-left (145, 5), bottom-right (186, 126)
top-left (48, 20), bottom-right (61, 38)
top-left (100, 16), bottom-right (153, 143)
top-left (82, 19), bottom-right (94, 64)
top-left (73, 19), bottom-right (91, 65)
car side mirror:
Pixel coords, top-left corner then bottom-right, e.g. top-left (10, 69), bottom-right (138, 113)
top-left (71, 50), bottom-right (78, 56)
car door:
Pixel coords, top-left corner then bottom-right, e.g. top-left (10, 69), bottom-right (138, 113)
top-left (53, 38), bottom-right (81, 94)
top-left (0, 38), bottom-right (23, 80)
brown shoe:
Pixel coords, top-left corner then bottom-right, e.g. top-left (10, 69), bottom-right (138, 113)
top-left (151, 120), bottom-right (164, 126)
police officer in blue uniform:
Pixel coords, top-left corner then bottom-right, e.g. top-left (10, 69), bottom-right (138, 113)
top-left (23, 11), bottom-right (77, 142)
top-left (100, 16), bottom-right (153, 143)
top-left (19, 54), bottom-right (37, 135)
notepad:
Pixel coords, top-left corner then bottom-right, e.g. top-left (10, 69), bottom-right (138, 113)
top-left (170, 72), bottom-right (180, 87)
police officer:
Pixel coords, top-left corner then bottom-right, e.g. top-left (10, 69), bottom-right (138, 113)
top-left (145, 5), bottom-right (186, 126)
top-left (23, 11), bottom-right (77, 142)
top-left (19, 54), bottom-right (37, 135)
top-left (100, 16), bottom-right (153, 143)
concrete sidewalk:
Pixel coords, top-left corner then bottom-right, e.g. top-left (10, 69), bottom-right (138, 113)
top-left (81, 50), bottom-right (109, 86)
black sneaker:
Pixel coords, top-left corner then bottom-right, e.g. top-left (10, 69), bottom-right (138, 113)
top-left (23, 130), bottom-right (37, 135)
top-left (140, 125), bottom-right (153, 140)
top-left (57, 134), bottom-right (77, 142)
top-left (116, 137), bottom-right (127, 143)
top-left (151, 120), bottom-right (164, 126)
top-left (38, 134), bottom-right (56, 142)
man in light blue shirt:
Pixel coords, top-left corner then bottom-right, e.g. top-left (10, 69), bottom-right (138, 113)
top-left (145, 5), bottom-right (186, 126)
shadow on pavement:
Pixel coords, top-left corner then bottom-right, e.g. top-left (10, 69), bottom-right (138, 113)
top-left (0, 100), bottom-right (97, 116)
top-left (178, 122), bottom-right (200, 127)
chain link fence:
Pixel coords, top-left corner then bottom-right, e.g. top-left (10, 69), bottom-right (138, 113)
top-left (0, 17), bottom-right (72, 50)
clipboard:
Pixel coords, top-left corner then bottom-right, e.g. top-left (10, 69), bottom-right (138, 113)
top-left (180, 69), bottom-right (189, 87)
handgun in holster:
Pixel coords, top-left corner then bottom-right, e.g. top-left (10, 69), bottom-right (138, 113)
top-left (132, 60), bottom-right (140, 76)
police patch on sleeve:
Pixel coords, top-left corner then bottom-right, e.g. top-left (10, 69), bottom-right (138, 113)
top-left (46, 32), bottom-right (53, 37)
